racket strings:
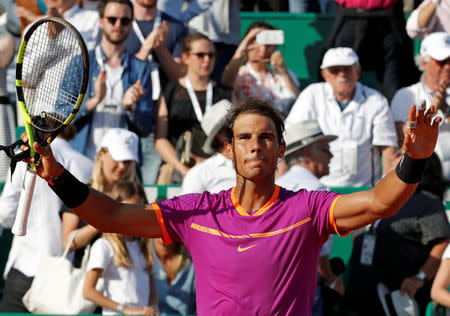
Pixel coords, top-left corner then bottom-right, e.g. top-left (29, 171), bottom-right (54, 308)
top-left (22, 21), bottom-right (84, 131)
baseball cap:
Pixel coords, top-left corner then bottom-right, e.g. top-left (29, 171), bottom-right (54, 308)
top-left (99, 128), bottom-right (139, 163)
top-left (420, 32), bottom-right (450, 61)
top-left (284, 120), bottom-right (337, 158)
top-left (320, 47), bottom-right (359, 69)
top-left (201, 99), bottom-right (232, 155)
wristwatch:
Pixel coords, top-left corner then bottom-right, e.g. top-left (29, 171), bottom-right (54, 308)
top-left (415, 270), bottom-right (427, 281)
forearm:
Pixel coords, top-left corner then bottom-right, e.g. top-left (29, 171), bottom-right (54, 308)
top-left (155, 137), bottom-right (188, 175)
top-left (69, 225), bottom-right (99, 251)
top-left (431, 260), bottom-right (450, 307)
top-left (280, 72), bottom-right (300, 96)
top-left (221, 53), bottom-right (246, 87)
top-left (154, 47), bottom-right (185, 80)
top-left (418, 0), bottom-right (439, 29)
top-left (421, 241), bottom-right (449, 280)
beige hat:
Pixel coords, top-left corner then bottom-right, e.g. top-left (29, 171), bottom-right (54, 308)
top-left (284, 120), bottom-right (337, 158)
top-left (377, 283), bottom-right (419, 316)
top-left (99, 128), bottom-right (139, 163)
top-left (420, 32), bottom-right (450, 61)
top-left (321, 47), bottom-right (359, 69)
top-left (201, 99), bottom-right (233, 155)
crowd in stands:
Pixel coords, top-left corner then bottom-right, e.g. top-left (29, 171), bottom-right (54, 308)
top-left (0, 0), bottom-right (449, 315)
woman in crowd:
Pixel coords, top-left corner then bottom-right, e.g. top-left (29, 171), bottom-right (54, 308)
top-left (154, 32), bottom-right (232, 184)
top-left (61, 128), bottom-right (140, 267)
top-left (153, 239), bottom-right (196, 315)
top-left (431, 243), bottom-right (450, 314)
top-left (83, 180), bottom-right (158, 315)
top-left (222, 21), bottom-right (300, 117)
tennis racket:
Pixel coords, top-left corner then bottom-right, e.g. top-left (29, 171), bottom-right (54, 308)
top-left (11, 17), bottom-right (89, 236)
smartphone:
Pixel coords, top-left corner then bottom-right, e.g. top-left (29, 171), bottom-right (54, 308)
top-left (256, 30), bottom-right (285, 46)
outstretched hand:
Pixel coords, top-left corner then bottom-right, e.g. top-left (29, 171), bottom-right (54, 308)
top-left (19, 133), bottom-right (64, 181)
top-left (403, 102), bottom-right (441, 159)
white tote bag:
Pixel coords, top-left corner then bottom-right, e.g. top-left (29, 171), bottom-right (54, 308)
top-left (23, 230), bottom-right (103, 314)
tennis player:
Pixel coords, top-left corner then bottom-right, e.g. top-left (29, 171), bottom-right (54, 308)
top-left (23, 98), bottom-right (440, 315)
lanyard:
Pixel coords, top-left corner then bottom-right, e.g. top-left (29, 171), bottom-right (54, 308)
top-left (132, 11), bottom-right (162, 63)
top-left (95, 44), bottom-right (105, 70)
top-left (184, 75), bottom-right (213, 122)
top-left (94, 45), bottom-right (124, 101)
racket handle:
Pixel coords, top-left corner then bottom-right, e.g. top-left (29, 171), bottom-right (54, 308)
top-left (12, 170), bottom-right (37, 236)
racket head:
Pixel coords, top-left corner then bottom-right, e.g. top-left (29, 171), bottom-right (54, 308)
top-left (16, 17), bottom-right (89, 168)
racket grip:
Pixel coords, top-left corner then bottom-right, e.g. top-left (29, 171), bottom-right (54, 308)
top-left (12, 171), bottom-right (37, 236)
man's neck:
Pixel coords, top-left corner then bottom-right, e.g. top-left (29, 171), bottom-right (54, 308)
top-left (334, 88), bottom-right (355, 104)
top-left (134, 2), bottom-right (158, 20)
top-left (233, 176), bottom-right (276, 214)
top-left (101, 39), bottom-right (126, 68)
top-left (423, 73), bottom-right (439, 92)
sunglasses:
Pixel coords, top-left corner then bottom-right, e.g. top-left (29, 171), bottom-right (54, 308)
top-left (434, 58), bottom-right (450, 67)
top-left (326, 66), bottom-right (353, 74)
top-left (191, 52), bottom-right (216, 59)
top-left (105, 16), bottom-right (131, 26)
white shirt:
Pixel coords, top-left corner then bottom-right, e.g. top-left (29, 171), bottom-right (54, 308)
top-left (0, 138), bottom-right (93, 277)
top-left (276, 165), bottom-right (333, 256)
top-left (63, 4), bottom-right (100, 50)
top-left (181, 153), bottom-right (235, 194)
top-left (406, 0), bottom-right (450, 39)
top-left (391, 79), bottom-right (450, 180)
top-left (286, 82), bottom-right (397, 187)
top-left (87, 238), bottom-right (150, 315)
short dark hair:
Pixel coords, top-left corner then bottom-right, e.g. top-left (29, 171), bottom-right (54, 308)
top-left (244, 21), bottom-right (276, 37)
top-left (98, 0), bottom-right (133, 18)
top-left (225, 98), bottom-right (285, 144)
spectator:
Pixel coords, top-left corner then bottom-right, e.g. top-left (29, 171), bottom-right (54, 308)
top-left (326, 0), bottom-right (419, 101)
top-left (390, 32), bottom-right (450, 197)
top-left (0, 23), bottom-right (15, 183)
top-left (83, 180), bottom-right (159, 315)
top-left (222, 21), bottom-right (300, 117)
top-left (286, 47), bottom-right (398, 187)
top-left (71, 0), bottom-right (155, 182)
top-left (0, 126), bottom-right (93, 312)
top-left (16, 0), bottom-right (100, 50)
top-left (406, 0), bottom-right (450, 39)
top-left (181, 99), bottom-right (235, 194)
top-left (276, 121), bottom-right (343, 316)
top-left (126, 0), bottom-right (187, 96)
top-left (61, 128), bottom-right (140, 269)
top-left (153, 239), bottom-right (196, 315)
top-left (431, 243), bottom-right (450, 312)
top-left (154, 32), bottom-right (232, 184)
top-left (187, 0), bottom-right (241, 83)
top-left (346, 153), bottom-right (450, 315)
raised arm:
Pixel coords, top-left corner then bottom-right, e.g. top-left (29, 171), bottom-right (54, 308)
top-left (22, 137), bottom-right (163, 239)
top-left (333, 103), bottom-right (441, 234)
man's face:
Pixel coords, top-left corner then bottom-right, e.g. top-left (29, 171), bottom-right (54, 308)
top-left (99, 3), bottom-right (133, 45)
top-left (304, 139), bottom-right (333, 179)
top-left (226, 113), bottom-right (285, 182)
top-left (423, 57), bottom-right (450, 87)
top-left (321, 65), bottom-right (361, 97)
top-left (135, 0), bottom-right (157, 8)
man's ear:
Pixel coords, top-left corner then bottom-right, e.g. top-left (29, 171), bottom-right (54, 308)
top-left (225, 141), bottom-right (234, 160)
top-left (278, 142), bottom-right (286, 159)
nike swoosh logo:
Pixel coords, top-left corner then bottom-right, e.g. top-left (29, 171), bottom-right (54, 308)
top-left (238, 244), bottom-right (257, 252)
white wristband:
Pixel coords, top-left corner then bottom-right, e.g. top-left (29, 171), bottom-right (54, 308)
top-left (117, 303), bottom-right (124, 313)
top-left (433, 0), bottom-right (440, 7)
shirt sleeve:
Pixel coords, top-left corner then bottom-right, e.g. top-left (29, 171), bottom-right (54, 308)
top-left (86, 238), bottom-right (113, 272)
top-left (371, 97), bottom-right (398, 147)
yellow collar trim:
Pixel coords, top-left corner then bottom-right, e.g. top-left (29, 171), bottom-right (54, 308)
top-left (231, 185), bottom-right (280, 217)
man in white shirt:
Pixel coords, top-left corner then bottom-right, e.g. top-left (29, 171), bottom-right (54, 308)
top-left (276, 120), bottom-right (344, 315)
top-left (286, 47), bottom-right (398, 187)
top-left (0, 127), bottom-right (93, 312)
top-left (181, 99), bottom-right (235, 194)
top-left (391, 32), bottom-right (450, 195)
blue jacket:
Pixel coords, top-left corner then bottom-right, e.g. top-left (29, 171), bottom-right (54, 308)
top-left (71, 46), bottom-right (155, 154)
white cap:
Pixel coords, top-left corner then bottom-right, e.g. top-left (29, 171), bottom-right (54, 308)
top-left (320, 47), bottom-right (359, 69)
top-left (377, 283), bottom-right (419, 316)
top-left (420, 32), bottom-right (450, 61)
top-left (99, 128), bottom-right (139, 163)
top-left (284, 120), bottom-right (337, 158)
top-left (201, 99), bottom-right (232, 155)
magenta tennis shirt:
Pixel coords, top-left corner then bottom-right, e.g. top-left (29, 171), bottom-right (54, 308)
top-left (153, 185), bottom-right (341, 315)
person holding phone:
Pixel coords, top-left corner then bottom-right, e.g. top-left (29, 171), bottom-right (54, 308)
top-left (222, 21), bottom-right (300, 117)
